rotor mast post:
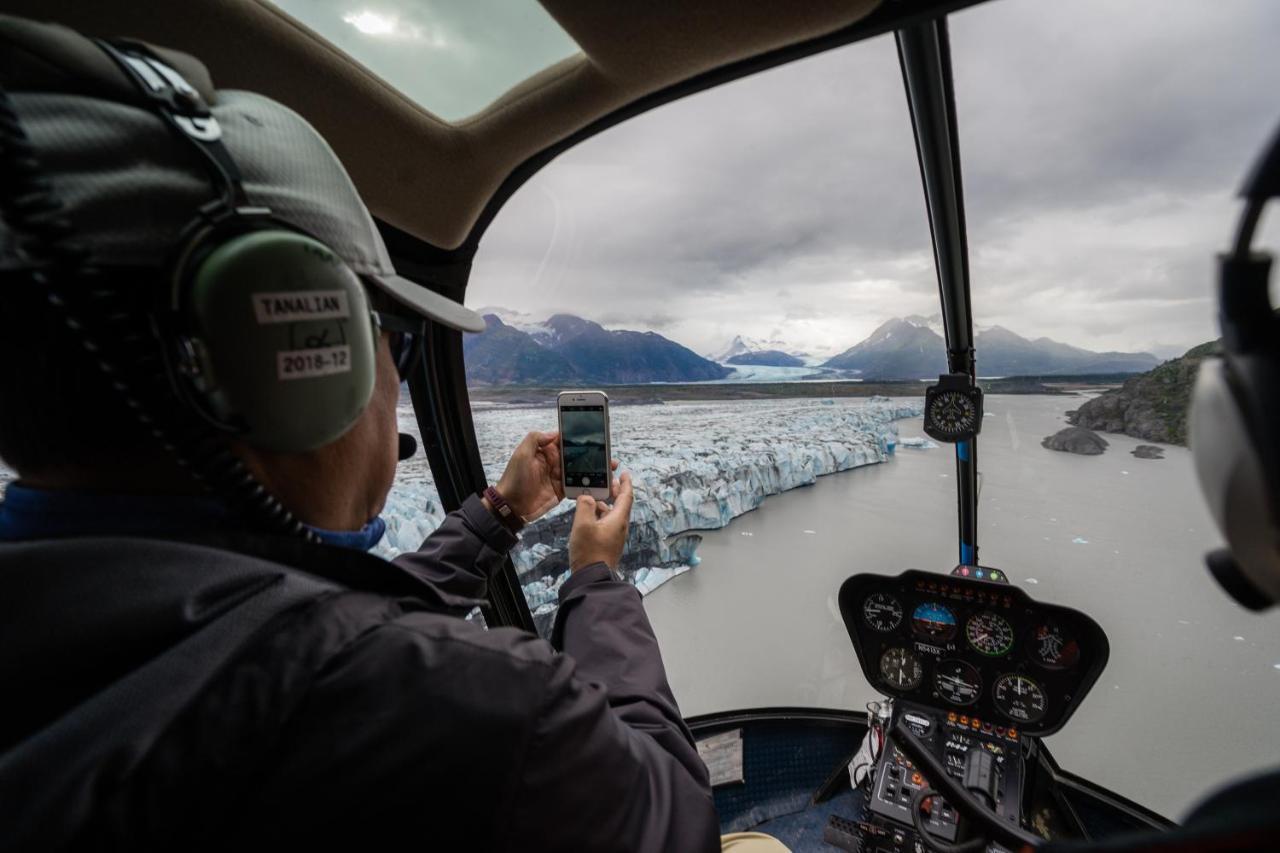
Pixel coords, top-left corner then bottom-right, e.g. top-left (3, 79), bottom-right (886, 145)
top-left (895, 17), bottom-right (980, 566)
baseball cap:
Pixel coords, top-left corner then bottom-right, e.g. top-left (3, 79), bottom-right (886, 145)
top-left (0, 14), bottom-right (485, 333)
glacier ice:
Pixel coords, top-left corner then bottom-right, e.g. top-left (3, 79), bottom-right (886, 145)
top-left (378, 396), bottom-right (923, 632)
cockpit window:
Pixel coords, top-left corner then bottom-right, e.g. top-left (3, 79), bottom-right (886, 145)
top-left (951, 0), bottom-right (1280, 818)
top-left (455, 0), bottom-right (1280, 822)
top-left (265, 0), bottom-right (581, 121)
top-left (464, 31), bottom-right (937, 645)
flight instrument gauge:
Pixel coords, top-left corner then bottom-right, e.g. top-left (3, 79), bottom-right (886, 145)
top-left (1030, 623), bottom-right (1081, 670)
top-left (993, 673), bottom-right (1048, 724)
top-left (912, 601), bottom-right (958, 641)
top-left (863, 593), bottom-right (904, 632)
top-left (966, 611), bottom-right (1015, 657)
top-left (924, 373), bottom-right (984, 443)
top-left (934, 659), bottom-right (982, 706)
top-left (879, 647), bottom-right (924, 691)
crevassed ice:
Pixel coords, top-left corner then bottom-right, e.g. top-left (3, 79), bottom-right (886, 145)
top-left (379, 396), bottom-right (924, 633)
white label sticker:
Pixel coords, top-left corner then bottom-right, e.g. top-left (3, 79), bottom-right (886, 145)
top-left (277, 345), bottom-right (352, 380)
top-left (253, 291), bottom-right (350, 324)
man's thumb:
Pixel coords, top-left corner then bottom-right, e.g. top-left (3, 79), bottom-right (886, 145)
top-left (572, 494), bottom-right (595, 526)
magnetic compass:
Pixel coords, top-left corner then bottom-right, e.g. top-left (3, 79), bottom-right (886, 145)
top-left (924, 373), bottom-right (984, 443)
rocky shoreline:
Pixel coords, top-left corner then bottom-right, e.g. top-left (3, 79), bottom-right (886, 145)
top-left (1066, 341), bottom-right (1217, 445)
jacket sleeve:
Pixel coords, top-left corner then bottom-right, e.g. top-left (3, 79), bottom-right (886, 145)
top-left (390, 494), bottom-right (517, 614)
top-left (497, 564), bottom-right (719, 852)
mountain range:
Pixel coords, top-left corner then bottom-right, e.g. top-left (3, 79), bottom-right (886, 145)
top-left (464, 312), bottom-right (730, 385)
top-left (820, 315), bottom-right (1160, 379)
top-left (466, 309), bottom-right (1164, 385)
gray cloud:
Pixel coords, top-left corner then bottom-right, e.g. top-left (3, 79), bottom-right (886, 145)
top-left (281, 0), bottom-right (1280, 358)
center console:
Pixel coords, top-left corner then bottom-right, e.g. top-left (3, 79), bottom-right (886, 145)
top-left (869, 702), bottom-right (1025, 844)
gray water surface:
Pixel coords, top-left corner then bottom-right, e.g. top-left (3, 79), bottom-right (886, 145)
top-left (644, 394), bottom-right (1280, 820)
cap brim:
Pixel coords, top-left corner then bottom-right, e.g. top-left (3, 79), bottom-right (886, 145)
top-left (366, 273), bottom-right (486, 334)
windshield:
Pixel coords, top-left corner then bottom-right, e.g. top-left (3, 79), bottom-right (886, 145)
top-left (456, 0), bottom-right (1280, 821)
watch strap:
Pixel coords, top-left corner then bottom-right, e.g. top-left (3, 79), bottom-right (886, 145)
top-left (483, 485), bottom-right (525, 533)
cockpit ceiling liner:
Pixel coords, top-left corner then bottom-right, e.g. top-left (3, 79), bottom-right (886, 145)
top-left (12, 0), bottom-right (881, 250)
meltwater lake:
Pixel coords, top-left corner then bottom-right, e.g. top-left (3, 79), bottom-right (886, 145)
top-left (644, 394), bottom-right (1280, 820)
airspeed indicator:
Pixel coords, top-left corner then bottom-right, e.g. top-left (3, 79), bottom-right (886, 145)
top-left (863, 593), bottom-right (904, 632)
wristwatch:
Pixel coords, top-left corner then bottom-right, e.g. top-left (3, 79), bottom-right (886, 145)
top-left (483, 485), bottom-right (525, 534)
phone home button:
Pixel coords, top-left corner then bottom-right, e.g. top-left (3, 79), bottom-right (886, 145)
top-left (581, 476), bottom-right (590, 486)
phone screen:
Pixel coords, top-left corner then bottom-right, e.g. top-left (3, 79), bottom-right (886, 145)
top-left (560, 405), bottom-right (608, 488)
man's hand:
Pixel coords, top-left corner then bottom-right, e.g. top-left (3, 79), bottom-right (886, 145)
top-left (569, 472), bottom-right (633, 571)
top-left (491, 431), bottom-right (622, 524)
top-left (492, 431), bottom-right (564, 522)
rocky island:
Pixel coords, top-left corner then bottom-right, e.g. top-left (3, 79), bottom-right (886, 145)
top-left (1041, 426), bottom-right (1110, 455)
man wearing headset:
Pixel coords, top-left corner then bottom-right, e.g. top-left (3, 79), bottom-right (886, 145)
top-left (0, 16), bottom-right (730, 852)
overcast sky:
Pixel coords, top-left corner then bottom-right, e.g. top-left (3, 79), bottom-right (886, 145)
top-left (282, 0), bottom-right (1280, 358)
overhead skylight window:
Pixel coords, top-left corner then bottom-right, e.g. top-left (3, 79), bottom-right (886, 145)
top-left (266, 0), bottom-right (582, 122)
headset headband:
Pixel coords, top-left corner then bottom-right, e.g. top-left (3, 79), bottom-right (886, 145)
top-left (95, 39), bottom-right (252, 214)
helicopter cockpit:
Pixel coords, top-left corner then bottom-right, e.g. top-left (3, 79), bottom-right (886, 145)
top-left (4, 0), bottom-right (1279, 851)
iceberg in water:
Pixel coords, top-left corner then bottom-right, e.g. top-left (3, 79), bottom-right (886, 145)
top-left (376, 396), bottom-right (922, 633)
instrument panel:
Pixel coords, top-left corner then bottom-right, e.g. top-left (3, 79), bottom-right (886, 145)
top-left (839, 569), bottom-right (1108, 735)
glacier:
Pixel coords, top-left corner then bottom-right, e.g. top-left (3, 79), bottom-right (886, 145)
top-left (378, 396), bottom-right (923, 633)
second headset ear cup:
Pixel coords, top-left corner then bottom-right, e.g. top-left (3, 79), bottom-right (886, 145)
top-left (178, 228), bottom-right (378, 452)
top-left (1190, 357), bottom-right (1280, 606)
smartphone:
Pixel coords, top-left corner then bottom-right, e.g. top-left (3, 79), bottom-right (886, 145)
top-left (557, 390), bottom-right (612, 501)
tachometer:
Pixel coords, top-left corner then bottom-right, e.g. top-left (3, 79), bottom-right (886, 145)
top-left (911, 601), bottom-right (957, 641)
top-left (993, 673), bottom-right (1048, 724)
top-left (863, 593), bottom-right (904, 632)
top-left (934, 659), bottom-right (982, 706)
top-left (879, 647), bottom-right (924, 691)
top-left (966, 611), bottom-right (1014, 657)
top-left (1030, 623), bottom-right (1081, 670)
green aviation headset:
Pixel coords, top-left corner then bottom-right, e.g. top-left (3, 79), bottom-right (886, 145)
top-left (98, 39), bottom-right (383, 453)
top-left (0, 37), bottom-right (426, 538)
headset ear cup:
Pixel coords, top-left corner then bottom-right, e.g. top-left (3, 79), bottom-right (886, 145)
top-left (1190, 358), bottom-right (1280, 606)
top-left (178, 228), bottom-right (377, 452)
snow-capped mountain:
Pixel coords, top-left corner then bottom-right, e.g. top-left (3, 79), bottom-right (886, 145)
top-left (464, 312), bottom-right (730, 385)
top-left (475, 306), bottom-right (559, 345)
top-left (706, 335), bottom-right (812, 364)
top-left (822, 317), bottom-right (945, 378)
top-left (822, 316), bottom-right (1159, 379)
